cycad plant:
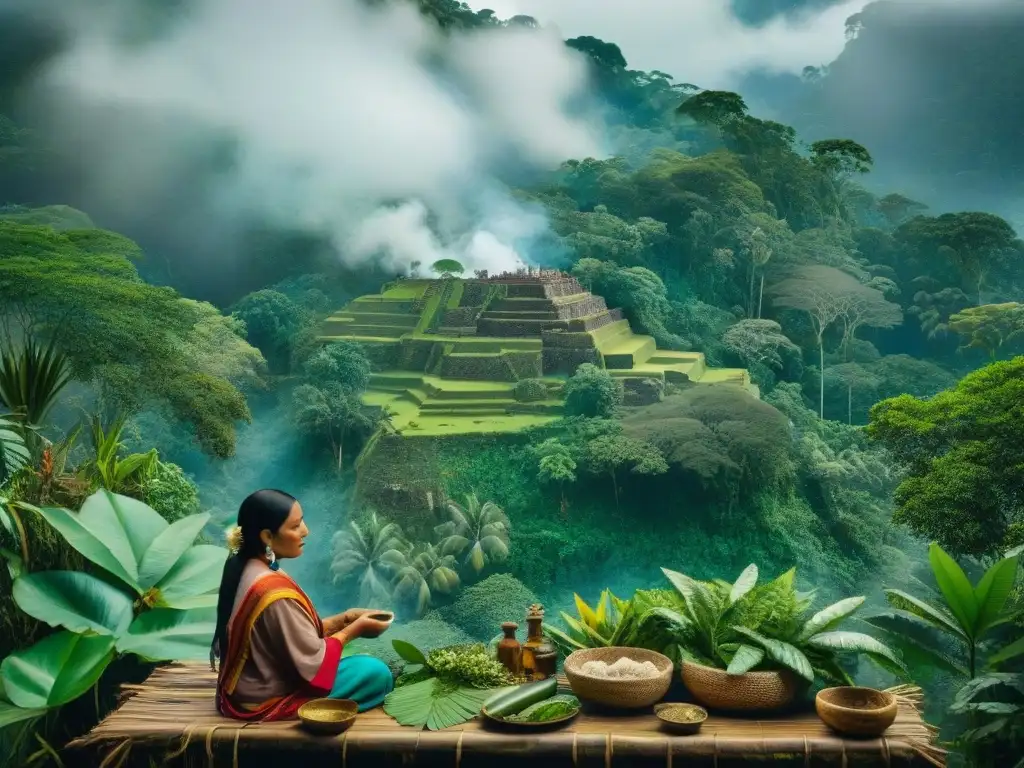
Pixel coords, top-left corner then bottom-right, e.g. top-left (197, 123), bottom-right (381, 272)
top-left (0, 415), bottom-right (29, 485)
top-left (0, 336), bottom-right (72, 438)
top-left (392, 543), bottom-right (461, 618)
top-left (657, 563), bottom-right (906, 686)
top-left (435, 494), bottom-right (510, 577)
top-left (330, 512), bottom-right (409, 606)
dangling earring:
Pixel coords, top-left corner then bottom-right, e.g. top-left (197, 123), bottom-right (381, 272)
top-left (265, 544), bottom-right (279, 571)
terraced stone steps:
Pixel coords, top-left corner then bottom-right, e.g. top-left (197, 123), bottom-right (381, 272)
top-left (602, 335), bottom-right (657, 369)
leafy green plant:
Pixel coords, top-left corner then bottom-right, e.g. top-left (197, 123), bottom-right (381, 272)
top-left (435, 494), bottom-right (510, 577)
top-left (658, 564), bottom-right (906, 685)
top-left (545, 589), bottom-right (630, 651)
top-left (0, 336), bottom-right (72, 432)
top-left (392, 542), bottom-right (460, 618)
top-left (951, 670), bottom-right (1024, 765)
top-left (0, 416), bottom-right (29, 485)
top-left (79, 413), bottom-right (157, 496)
top-left (0, 489), bottom-right (225, 725)
top-left (383, 639), bottom-right (511, 730)
top-left (865, 543), bottom-right (1023, 678)
top-left (330, 511), bottom-right (409, 606)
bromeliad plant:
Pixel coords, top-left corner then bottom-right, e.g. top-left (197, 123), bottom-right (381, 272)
top-left (657, 564), bottom-right (907, 686)
top-left (545, 588), bottom-right (690, 663)
top-left (0, 489), bottom-right (226, 726)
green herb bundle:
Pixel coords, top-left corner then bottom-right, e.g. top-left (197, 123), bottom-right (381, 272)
top-left (384, 640), bottom-right (515, 730)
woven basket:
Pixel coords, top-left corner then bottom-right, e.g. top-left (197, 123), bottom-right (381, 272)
top-left (563, 647), bottom-right (672, 709)
top-left (681, 661), bottom-right (802, 712)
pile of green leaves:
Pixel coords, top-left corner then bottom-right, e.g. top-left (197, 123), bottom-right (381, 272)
top-left (383, 639), bottom-right (513, 730)
top-left (655, 563), bottom-right (906, 686)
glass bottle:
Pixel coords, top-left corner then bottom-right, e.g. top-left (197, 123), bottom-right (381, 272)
top-left (496, 622), bottom-right (522, 677)
top-left (521, 604), bottom-right (558, 680)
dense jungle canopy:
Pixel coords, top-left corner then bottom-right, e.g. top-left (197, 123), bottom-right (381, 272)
top-left (0, 0), bottom-right (1021, 766)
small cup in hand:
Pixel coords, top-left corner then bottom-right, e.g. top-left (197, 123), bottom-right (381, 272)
top-left (354, 611), bottom-right (394, 638)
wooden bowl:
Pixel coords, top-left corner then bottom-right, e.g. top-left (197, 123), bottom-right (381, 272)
top-left (297, 698), bottom-right (358, 735)
top-left (816, 687), bottom-right (898, 737)
top-left (654, 702), bottom-right (707, 735)
top-left (681, 661), bottom-right (802, 712)
top-left (360, 612), bottom-right (394, 638)
top-left (563, 647), bottom-right (673, 709)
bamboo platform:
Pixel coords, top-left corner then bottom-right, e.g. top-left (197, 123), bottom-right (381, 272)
top-left (70, 664), bottom-right (945, 768)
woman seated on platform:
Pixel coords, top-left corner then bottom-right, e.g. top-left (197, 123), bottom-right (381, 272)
top-left (212, 489), bottom-right (395, 721)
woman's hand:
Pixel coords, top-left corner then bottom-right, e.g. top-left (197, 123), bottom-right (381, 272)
top-left (332, 613), bottom-right (393, 644)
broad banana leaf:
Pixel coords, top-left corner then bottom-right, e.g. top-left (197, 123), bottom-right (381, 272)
top-left (137, 514), bottom-right (211, 590)
top-left (116, 607), bottom-right (217, 662)
top-left (1, 630), bottom-right (115, 709)
top-left (156, 544), bottom-right (227, 608)
top-left (12, 571), bottom-right (134, 636)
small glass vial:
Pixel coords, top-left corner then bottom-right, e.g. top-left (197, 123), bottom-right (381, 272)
top-left (521, 604), bottom-right (557, 680)
top-left (496, 622), bottom-right (522, 677)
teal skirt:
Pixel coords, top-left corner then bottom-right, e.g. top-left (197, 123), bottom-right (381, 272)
top-left (328, 654), bottom-right (394, 712)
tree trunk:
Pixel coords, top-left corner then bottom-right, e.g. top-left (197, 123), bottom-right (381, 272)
top-left (818, 334), bottom-right (825, 419)
top-left (559, 486), bottom-right (568, 521)
top-left (610, 471), bottom-right (619, 510)
top-left (847, 383), bottom-right (853, 425)
top-left (336, 430), bottom-right (344, 473)
top-left (748, 264), bottom-right (756, 318)
top-left (757, 274), bottom-right (765, 319)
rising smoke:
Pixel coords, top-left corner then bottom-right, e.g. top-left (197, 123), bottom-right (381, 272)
top-left (15, 0), bottom-right (604, 275)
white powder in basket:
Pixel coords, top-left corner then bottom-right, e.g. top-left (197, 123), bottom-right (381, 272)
top-left (579, 657), bottom-right (661, 679)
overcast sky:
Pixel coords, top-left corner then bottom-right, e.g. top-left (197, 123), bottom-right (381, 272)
top-left (471, 0), bottom-right (1012, 89)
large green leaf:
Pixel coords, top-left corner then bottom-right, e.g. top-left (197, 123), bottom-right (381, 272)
top-left (861, 614), bottom-right (968, 676)
top-left (0, 700), bottom-right (47, 729)
top-left (392, 639), bottom-right (428, 665)
top-left (732, 626), bottom-right (814, 682)
top-left (34, 505), bottom-right (136, 588)
top-left (928, 543), bottom-right (978, 637)
top-left (883, 589), bottom-right (967, 640)
top-left (798, 597), bottom-right (865, 642)
top-left (87, 490), bottom-right (169, 570)
top-left (972, 550), bottom-right (1021, 636)
top-left (729, 564), bottom-right (758, 605)
top-left (137, 513), bottom-right (211, 590)
top-left (1, 631), bottom-right (115, 709)
top-left (726, 644), bottom-right (764, 675)
top-left (116, 607), bottom-right (216, 662)
top-left (12, 571), bottom-right (134, 636)
top-left (382, 677), bottom-right (495, 730)
top-left (987, 635), bottom-right (1024, 667)
top-left (155, 544), bottom-right (227, 608)
top-left (806, 631), bottom-right (908, 678)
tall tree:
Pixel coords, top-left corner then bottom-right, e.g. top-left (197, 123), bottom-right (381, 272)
top-left (771, 265), bottom-right (874, 418)
top-left (948, 302), bottom-right (1024, 361)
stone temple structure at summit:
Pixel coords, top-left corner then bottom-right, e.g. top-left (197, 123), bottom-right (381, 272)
top-left (317, 269), bottom-right (754, 436)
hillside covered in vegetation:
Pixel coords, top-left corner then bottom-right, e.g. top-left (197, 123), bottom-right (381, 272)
top-left (0, 0), bottom-right (1021, 765)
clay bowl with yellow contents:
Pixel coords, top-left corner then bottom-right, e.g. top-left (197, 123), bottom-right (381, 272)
top-left (815, 687), bottom-right (898, 737)
top-left (654, 702), bottom-right (708, 735)
top-left (298, 698), bottom-right (358, 735)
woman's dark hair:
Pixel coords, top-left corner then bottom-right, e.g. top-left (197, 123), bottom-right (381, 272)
top-left (211, 489), bottom-right (297, 670)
